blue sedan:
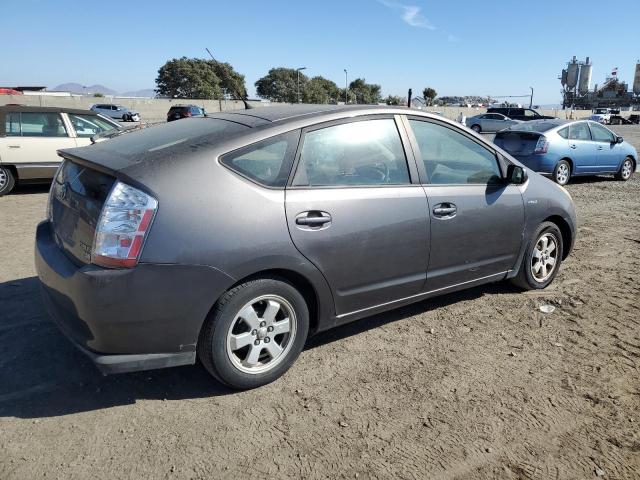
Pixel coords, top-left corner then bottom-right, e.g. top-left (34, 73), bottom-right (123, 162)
top-left (493, 119), bottom-right (637, 185)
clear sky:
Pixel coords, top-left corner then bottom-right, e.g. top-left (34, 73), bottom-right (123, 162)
top-left (2, 0), bottom-right (639, 104)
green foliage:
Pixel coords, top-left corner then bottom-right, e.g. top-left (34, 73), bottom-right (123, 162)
top-left (422, 87), bottom-right (437, 106)
top-left (255, 68), bottom-right (309, 103)
top-left (155, 57), bottom-right (246, 100)
top-left (349, 78), bottom-right (382, 104)
top-left (93, 93), bottom-right (104, 98)
top-left (385, 95), bottom-right (404, 106)
top-left (303, 76), bottom-right (340, 104)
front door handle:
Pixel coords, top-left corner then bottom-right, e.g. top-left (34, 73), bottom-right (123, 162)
top-left (433, 203), bottom-right (457, 218)
top-left (597, 146), bottom-right (603, 150)
top-left (295, 212), bottom-right (332, 227)
top-left (8, 145), bottom-right (20, 149)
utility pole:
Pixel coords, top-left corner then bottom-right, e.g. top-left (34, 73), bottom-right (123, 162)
top-left (529, 87), bottom-right (534, 108)
top-left (407, 88), bottom-right (412, 108)
top-left (344, 69), bottom-right (348, 104)
top-left (296, 67), bottom-right (307, 103)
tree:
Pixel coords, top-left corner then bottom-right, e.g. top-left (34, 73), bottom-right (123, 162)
top-left (155, 57), bottom-right (246, 99)
top-left (384, 95), bottom-right (404, 106)
top-left (422, 87), bottom-right (437, 106)
top-left (255, 68), bottom-right (309, 103)
top-left (303, 76), bottom-right (340, 104)
top-left (349, 78), bottom-right (382, 104)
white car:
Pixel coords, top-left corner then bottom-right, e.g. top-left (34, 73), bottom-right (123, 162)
top-left (0, 106), bottom-right (121, 195)
top-left (590, 108), bottom-right (611, 124)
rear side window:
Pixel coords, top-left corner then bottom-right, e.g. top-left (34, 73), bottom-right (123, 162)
top-left (292, 119), bottom-right (410, 187)
top-left (409, 119), bottom-right (501, 185)
top-left (6, 112), bottom-right (68, 137)
top-left (220, 130), bottom-right (300, 187)
top-left (569, 123), bottom-right (591, 141)
top-left (5, 112), bottom-right (21, 135)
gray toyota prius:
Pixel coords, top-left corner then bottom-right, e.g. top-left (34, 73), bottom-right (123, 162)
top-left (35, 105), bottom-right (577, 389)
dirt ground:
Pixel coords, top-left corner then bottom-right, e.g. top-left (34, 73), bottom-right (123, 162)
top-left (1, 126), bottom-right (639, 480)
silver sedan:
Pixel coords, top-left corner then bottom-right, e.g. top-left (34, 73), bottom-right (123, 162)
top-left (466, 113), bottom-right (522, 133)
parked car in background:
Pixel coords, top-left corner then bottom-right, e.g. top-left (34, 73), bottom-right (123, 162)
top-left (493, 119), bottom-right (637, 185)
top-left (590, 108), bottom-right (612, 124)
top-left (90, 104), bottom-right (140, 122)
top-left (167, 104), bottom-right (205, 122)
top-left (36, 105), bottom-right (577, 389)
top-left (487, 107), bottom-right (555, 121)
top-left (0, 105), bottom-right (121, 195)
top-left (465, 113), bottom-right (523, 133)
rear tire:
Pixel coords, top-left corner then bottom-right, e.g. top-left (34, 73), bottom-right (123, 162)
top-left (197, 277), bottom-right (309, 390)
top-left (614, 157), bottom-right (634, 181)
top-left (511, 222), bottom-right (564, 290)
top-left (553, 160), bottom-right (571, 185)
top-left (471, 124), bottom-right (481, 133)
top-left (0, 166), bottom-right (16, 196)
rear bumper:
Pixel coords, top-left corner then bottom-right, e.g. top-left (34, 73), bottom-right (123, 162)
top-left (513, 155), bottom-right (556, 174)
top-left (35, 221), bottom-right (235, 374)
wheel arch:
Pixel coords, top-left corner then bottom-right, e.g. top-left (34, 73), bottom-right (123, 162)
top-left (219, 268), bottom-right (322, 336)
top-left (559, 157), bottom-right (573, 173)
top-left (543, 215), bottom-right (572, 260)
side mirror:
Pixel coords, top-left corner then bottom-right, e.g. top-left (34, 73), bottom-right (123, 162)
top-left (616, 136), bottom-right (623, 144)
top-left (506, 164), bottom-right (527, 184)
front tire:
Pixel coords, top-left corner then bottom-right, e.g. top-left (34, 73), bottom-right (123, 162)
top-left (197, 278), bottom-right (309, 389)
top-left (0, 166), bottom-right (16, 196)
top-left (553, 160), bottom-right (571, 185)
top-left (615, 157), bottom-right (634, 181)
top-left (511, 222), bottom-right (564, 290)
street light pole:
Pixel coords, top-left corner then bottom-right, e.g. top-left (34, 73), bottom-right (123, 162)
top-left (529, 87), bottom-right (534, 108)
top-left (344, 69), bottom-right (348, 104)
top-left (296, 67), bottom-right (307, 103)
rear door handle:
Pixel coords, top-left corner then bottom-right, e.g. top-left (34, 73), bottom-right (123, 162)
top-left (433, 203), bottom-right (457, 218)
top-left (570, 144), bottom-right (577, 149)
top-left (597, 146), bottom-right (603, 150)
top-left (295, 212), bottom-right (332, 226)
top-left (8, 145), bottom-right (20, 149)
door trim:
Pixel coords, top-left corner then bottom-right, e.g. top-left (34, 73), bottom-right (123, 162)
top-left (335, 270), bottom-right (509, 321)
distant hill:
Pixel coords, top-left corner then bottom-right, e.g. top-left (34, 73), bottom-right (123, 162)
top-left (52, 83), bottom-right (155, 98)
top-left (53, 83), bottom-right (118, 95)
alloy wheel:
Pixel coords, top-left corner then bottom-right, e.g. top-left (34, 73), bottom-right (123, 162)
top-left (0, 169), bottom-right (6, 190)
top-left (531, 233), bottom-right (559, 282)
top-left (621, 159), bottom-right (632, 180)
top-left (556, 163), bottom-right (569, 184)
top-left (226, 295), bottom-right (296, 374)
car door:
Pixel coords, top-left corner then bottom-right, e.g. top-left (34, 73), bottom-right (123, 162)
top-left (0, 111), bottom-right (76, 179)
top-left (568, 122), bottom-right (597, 173)
top-left (406, 117), bottom-right (525, 291)
top-left (588, 122), bottom-right (621, 172)
top-left (285, 116), bottom-right (429, 316)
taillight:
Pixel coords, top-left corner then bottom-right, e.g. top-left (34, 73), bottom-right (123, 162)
top-left (534, 136), bottom-right (549, 154)
top-left (184, 111), bottom-right (192, 117)
top-left (92, 181), bottom-right (158, 268)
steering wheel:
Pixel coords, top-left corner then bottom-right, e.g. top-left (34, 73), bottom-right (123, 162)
top-left (355, 162), bottom-right (390, 183)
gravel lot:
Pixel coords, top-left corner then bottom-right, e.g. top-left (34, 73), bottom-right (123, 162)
top-left (1, 126), bottom-right (639, 479)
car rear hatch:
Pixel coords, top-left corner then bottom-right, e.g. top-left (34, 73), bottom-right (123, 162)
top-left (49, 160), bottom-right (116, 265)
top-left (494, 131), bottom-right (542, 156)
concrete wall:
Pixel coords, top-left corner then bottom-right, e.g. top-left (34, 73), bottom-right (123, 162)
top-left (0, 94), bottom-right (591, 123)
top-left (0, 95), bottom-right (270, 122)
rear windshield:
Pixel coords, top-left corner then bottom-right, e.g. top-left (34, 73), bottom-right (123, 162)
top-left (93, 118), bottom-right (249, 156)
top-left (506, 121), bottom-right (565, 133)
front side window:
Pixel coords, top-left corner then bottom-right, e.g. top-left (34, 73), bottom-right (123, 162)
top-left (293, 119), bottom-right (410, 187)
top-left (569, 122), bottom-right (591, 141)
top-left (589, 123), bottom-right (615, 143)
top-left (68, 113), bottom-right (118, 137)
top-left (18, 112), bottom-right (68, 137)
top-left (409, 119), bottom-right (502, 185)
top-left (220, 131), bottom-right (298, 187)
